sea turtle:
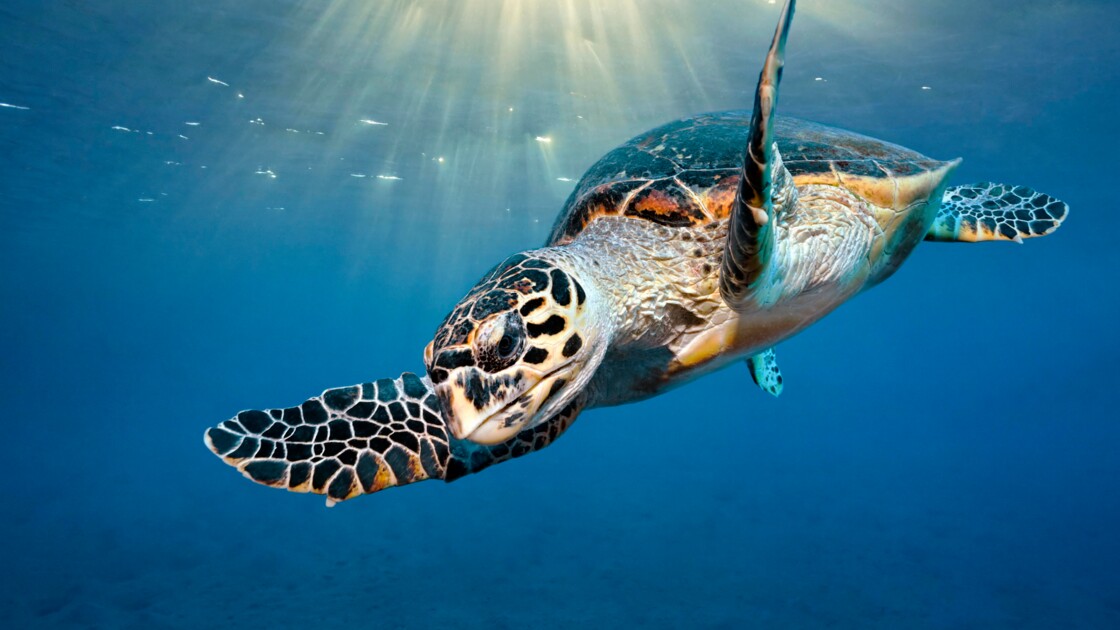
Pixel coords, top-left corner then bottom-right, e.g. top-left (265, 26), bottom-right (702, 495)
top-left (205, 0), bottom-right (1067, 506)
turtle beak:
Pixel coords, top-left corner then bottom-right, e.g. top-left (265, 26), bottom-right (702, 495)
top-left (462, 414), bottom-right (524, 445)
top-left (436, 372), bottom-right (529, 445)
top-left (437, 382), bottom-right (484, 441)
top-left (433, 362), bottom-right (576, 445)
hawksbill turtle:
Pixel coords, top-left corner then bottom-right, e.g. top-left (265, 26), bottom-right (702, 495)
top-left (205, 0), bottom-right (1067, 506)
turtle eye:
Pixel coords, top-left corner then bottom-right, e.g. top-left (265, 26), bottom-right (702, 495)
top-left (475, 314), bottom-right (525, 373)
top-left (497, 332), bottom-right (516, 357)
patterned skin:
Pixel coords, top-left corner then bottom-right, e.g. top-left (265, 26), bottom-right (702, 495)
top-left (423, 253), bottom-right (604, 445)
top-left (205, 0), bottom-right (1068, 504)
top-left (205, 373), bottom-right (582, 505)
top-left (928, 183), bottom-right (1067, 243)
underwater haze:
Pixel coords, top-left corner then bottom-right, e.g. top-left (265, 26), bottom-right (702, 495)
top-left (2, 0), bottom-right (1119, 627)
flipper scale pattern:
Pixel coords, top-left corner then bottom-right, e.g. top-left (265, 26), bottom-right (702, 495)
top-left (204, 372), bottom-right (581, 505)
top-left (928, 182), bottom-right (1068, 243)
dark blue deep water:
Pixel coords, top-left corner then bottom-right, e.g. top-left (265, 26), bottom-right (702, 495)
top-left (2, 1), bottom-right (1118, 627)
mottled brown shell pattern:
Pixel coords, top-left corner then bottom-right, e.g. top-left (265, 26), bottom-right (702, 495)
top-left (548, 112), bottom-right (952, 246)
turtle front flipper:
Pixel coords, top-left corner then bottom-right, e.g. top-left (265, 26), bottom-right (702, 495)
top-left (926, 183), bottom-right (1069, 243)
top-left (720, 0), bottom-right (798, 310)
top-left (204, 372), bottom-right (582, 506)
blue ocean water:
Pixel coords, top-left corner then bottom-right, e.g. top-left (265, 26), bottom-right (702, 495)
top-left (2, 0), bottom-right (1118, 627)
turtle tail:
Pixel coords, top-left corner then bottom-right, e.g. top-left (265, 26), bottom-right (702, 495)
top-left (204, 372), bottom-right (581, 506)
top-left (926, 182), bottom-right (1068, 243)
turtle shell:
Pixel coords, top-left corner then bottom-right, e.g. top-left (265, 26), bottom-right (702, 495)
top-left (548, 111), bottom-right (954, 246)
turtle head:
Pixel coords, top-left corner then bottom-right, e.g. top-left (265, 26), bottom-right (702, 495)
top-left (425, 253), bottom-right (605, 445)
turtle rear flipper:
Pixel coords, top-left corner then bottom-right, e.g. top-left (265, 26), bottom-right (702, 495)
top-left (926, 183), bottom-right (1068, 243)
top-left (204, 372), bottom-right (580, 506)
top-left (747, 348), bottom-right (783, 397)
